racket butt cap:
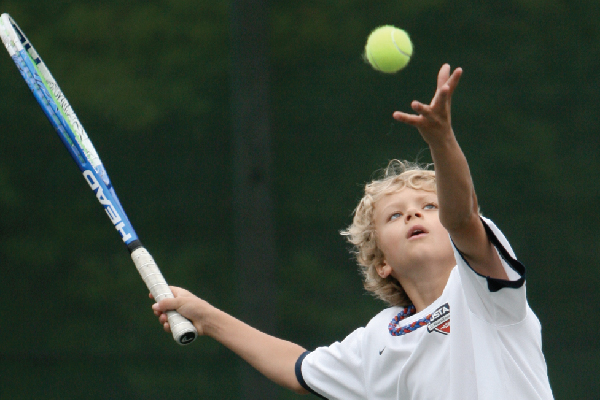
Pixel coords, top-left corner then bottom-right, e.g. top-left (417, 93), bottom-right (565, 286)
top-left (177, 330), bottom-right (197, 345)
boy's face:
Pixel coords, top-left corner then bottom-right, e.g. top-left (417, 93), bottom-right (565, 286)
top-left (373, 187), bottom-right (455, 280)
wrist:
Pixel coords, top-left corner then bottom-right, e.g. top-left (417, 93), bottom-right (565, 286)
top-left (425, 129), bottom-right (458, 151)
top-left (200, 305), bottom-right (229, 339)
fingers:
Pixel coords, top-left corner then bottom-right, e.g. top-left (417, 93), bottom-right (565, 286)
top-left (158, 314), bottom-right (171, 333)
top-left (150, 300), bottom-right (172, 332)
top-left (437, 63), bottom-right (451, 89)
top-left (153, 300), bottom-right (176, 333)
top-left (149, 286), bottom-right (197, 335)
top-left (444, 67), bottom-right (463, 97)
top-left (150, 286), bottom-right (195, 317)
top-left (410, 100), bottom-right (429, 115)
top-left (169, 286), bottom-right (189, 297)
top-left (393, 100), bottom-right (434, 128)
top-left (152, 296), bottom-right (181, 314)
top-left (430, 85), bottom-right (450, 111)
top-left (151, 301), bottom-right (175, 333)
top-left (157, 312), bottom-right (167, 324)
top-left (394, 64), bottom-right (462, 122)
top-left (431, 67), bottom-right (462, 107)
top-left (436, 63), bottom-right (462, 91)
top-left (393, 109), bottom-right (422, 126)
top-left (150, 286), bottom-right (205, 336)
top-left (150, 286), bottom-right (188, 311)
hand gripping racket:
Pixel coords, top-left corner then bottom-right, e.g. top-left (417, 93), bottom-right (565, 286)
top-left (0, 13), bottom-right (197, 345)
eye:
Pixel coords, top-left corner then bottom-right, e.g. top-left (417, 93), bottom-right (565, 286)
top-left (423, 203), bottom-right (438, 210)
top-left (389, 212), bottom-right (402, 221)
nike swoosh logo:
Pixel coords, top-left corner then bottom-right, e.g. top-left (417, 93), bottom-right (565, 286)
top-left (379, 347), bottom-right (386, 355)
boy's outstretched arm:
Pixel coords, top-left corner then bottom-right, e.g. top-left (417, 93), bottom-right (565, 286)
top-left (151, 287), bottom-right (309, 395)
top-left (393, 64), bottom-right (507, 280)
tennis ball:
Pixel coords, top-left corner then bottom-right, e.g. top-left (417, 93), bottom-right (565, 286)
top-left (364, 25), bottom-right (413, 73)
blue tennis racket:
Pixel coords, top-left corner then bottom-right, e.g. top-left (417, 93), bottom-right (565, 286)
top-left (0, 13), bottom-right (197, 345)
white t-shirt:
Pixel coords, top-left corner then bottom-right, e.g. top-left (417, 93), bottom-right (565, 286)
top-left (295, 218), bottom-right (553, 399)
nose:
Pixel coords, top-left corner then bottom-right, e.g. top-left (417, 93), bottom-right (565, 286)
top-left (405, 209), bottom-right (422, 222)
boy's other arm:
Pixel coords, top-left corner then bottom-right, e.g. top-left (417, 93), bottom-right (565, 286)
top-left (151, 287), bottom-right (309, 394)
top-left (393, 64), bottom-right (507, 280)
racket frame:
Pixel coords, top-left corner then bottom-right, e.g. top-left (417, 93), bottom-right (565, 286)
top-left (0, 13), bottom-right (197, 345)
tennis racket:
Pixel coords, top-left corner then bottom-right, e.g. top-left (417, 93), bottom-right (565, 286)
top-left (0, 13), bottom-right (197, 345)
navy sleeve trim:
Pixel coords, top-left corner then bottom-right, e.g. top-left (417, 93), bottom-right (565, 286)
top-left (295, 351), bottom-right (328, 399)
top-left (453, 218), bottom-right (526, 293)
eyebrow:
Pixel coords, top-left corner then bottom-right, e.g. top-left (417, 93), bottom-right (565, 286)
top-left (378, 193), bottom-right (438, 215)
top-left (383, 193), bottom-right (436, 207)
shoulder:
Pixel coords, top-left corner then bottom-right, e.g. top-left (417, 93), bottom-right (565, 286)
top-left (479, 217), bottom-right (518, 260)
top-left (471, 217), bottom-right (526, 284)
top-left (453, 217), bottom-right (529, 324)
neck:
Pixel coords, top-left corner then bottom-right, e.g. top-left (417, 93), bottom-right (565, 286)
top-left (397, 262), bottom-right (454, 313)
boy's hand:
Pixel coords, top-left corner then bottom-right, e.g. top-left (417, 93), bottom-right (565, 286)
top-left (150, 286), bottom-right (212, 336)
top-left (392, 64), bottom-right (462, 145)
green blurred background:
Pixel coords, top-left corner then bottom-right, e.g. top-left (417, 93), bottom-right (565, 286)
top-left (0, 0), bottom-right (598, 398)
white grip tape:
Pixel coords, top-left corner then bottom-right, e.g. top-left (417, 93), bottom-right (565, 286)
top-left (131, 247), bottom-right (197, 345)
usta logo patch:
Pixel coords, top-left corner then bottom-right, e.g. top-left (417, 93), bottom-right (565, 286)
top-left (427, 303), bottom-right (450, 335)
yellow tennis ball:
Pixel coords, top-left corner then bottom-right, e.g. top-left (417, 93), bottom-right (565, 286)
top-left (364, 25), bottom-right (413, 73)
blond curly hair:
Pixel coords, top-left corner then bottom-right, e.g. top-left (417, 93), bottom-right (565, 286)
top-left (341, 160), bottom-right (436, 307)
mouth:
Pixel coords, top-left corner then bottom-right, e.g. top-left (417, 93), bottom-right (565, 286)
top-left (407, 225), bottom-right (428, 239)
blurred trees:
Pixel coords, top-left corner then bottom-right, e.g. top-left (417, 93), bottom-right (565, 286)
top-left (0, 0), bottom-right (598, 398)
top-left (231, 0), bottom-right (278, 397)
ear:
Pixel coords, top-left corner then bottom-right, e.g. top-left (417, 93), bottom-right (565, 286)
top-left (376, 261), bottom-right (393, 279)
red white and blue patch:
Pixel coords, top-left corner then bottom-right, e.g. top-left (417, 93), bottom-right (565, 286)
top-left (427, 303), bottom-right (450, 335)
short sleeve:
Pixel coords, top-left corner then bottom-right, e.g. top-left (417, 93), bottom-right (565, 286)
top-left (295, 327), bottom-right (367, 400)
top-left (453, 217), bottom-right (528, 325)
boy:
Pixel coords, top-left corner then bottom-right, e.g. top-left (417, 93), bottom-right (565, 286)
top-left (152, 64), bottom-right (553, 399)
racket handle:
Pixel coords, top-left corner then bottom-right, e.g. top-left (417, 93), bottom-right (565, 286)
top-left (131, 247), bottom-right (198, 345)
